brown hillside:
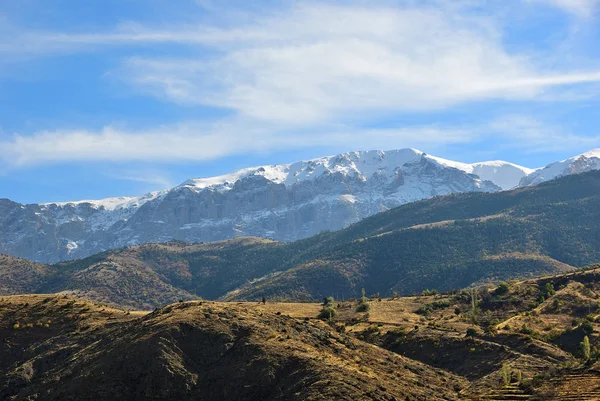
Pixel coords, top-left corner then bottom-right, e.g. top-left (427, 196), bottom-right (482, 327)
top-left (0, 255), bottom-right (48, 295)
top-left (0, 295), bottom-right (466, 401)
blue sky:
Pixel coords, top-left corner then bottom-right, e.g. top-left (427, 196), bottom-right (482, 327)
top-left (1, 0), bottom-right (599, 203)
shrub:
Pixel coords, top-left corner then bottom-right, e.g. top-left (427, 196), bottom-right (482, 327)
top-left (551, 298), bottom-right (562, 311)
top-left (543, 283), bottom-right (555, 298)
top-left (494, 282), bottom-right (509, 296)
top-left (356, 288), bottom-right (371, 312)
top-left (580, 320), bottom-right (594, 334)
top-left (465, 328), bottom-right (477, 337)
top-left (520, 325), bottom-right (534, 335)
top-left (318, 306), bottom-right (337, 320)
top-left (323, 297), bottom-right (335, 307)
top-left (417, 300), bottom-right (451, 315)
top-left (319, 296), bottom-right (337, 320)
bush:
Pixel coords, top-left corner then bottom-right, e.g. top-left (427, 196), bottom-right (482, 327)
top-left (520, 325), bottom-right (534, 335)
top-left (543, 283), bottom-right (555, 298)
top-left (318, 306), bottom-right (337, 320)
top-left (319, 296), bottom-right (337, 320)
top-left (581, 320), bottom-right (594, 334)
top-left (494, 282), bottom-right (509, 296)
top-left (417, 300), bottom-right (451, 315)
top-left (356, 288), bottom-right (370, 312)
top-left (466, 328), bottom-right (477, 337)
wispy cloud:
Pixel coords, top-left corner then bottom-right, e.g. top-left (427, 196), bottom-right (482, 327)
top-left (526, 0), bottom-right (600, 17)
top-left (110, 4), bottom-right (600, 123)
top-left (3, 3), bottom-right (600, 122)
top-left (0, 1), bottom-right (599, 169)
top-left (0, 120), bottom-right (476, 168)
top-left (1, 115), bottom-right (595, 169)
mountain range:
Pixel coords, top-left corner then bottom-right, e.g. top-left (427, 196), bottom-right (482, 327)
top-left (3, 170), bottom-right (600, 309)
top-left (1, 148), bottom-right (599, 263)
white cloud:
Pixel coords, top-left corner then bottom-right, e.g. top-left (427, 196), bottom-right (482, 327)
top-left (1, 1), bottom-right (599, 168)
top-left (113, 3), bottom-right (593, 124)
top-left (527, 0), bottom-right (600, 17)
top-left (0, 120), bottom-right (477, 168)
top-left (1, 114), bottom-right (596, 169)
top-left (3, 3), bottom-right (600, 124)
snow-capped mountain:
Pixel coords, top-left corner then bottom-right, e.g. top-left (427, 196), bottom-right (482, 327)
top-left (0, 148), bottom-right (593, 263)
top-left (519, 149), bottom-right (600, 187)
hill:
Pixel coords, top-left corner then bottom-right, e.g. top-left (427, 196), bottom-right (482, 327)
top-left (3, 170), bottom-right (600, 308)
top-left (0, 295), bottom-right (465, 401)
top-left (2, 266), bottom-right (600, 400)
top-left (0, 255), bottom-right (48, 295)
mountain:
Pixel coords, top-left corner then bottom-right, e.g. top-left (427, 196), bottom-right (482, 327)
top-left (2, 148), bottom-right (598, 265)
top-left (3, 170), bottom-right (600, 309)
top-left (520, 148), bottom-right (600, 187)
top-left (1, 148), bottom-right (533, 263)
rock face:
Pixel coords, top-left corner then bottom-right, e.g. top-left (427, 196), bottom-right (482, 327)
top-left (0, 148), bottom-right (538, 263)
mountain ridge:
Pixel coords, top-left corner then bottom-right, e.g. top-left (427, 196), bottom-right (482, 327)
top-left (3, 170), bottom-right (600, 309)
top-left (1, 148), bottom-right (598, 263)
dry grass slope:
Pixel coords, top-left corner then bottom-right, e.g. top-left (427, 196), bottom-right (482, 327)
top-left (0, 295), bottom-right (466, 401)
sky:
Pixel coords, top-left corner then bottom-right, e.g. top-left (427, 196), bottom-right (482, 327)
top-left (0, 0), bottom-right (599, 204)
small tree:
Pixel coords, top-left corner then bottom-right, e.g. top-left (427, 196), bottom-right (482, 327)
top-left (581, 336), bottom-right (591, 360)
top-left (501, 363), bottom-right (511, 386)
top-left (319, 296), bottom-right (337, 320)
top-left (543, 283), bottom-right (555, 298)
top-left (356, 289), bottom-right (371, 312)
top-left (470, 287), bottom-right (478, 314)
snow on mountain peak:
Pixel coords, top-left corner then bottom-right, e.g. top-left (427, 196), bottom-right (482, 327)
top-left (519, 148), bottom-right (600, 187)
top-left (414, 155), bottom-right (533, 190)
top-left (179, 148), bottom-right (426, 192)
top-left (577, 148), bottom-right (600, 159)
top-left (40, 191), bottom-right (166, 211)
